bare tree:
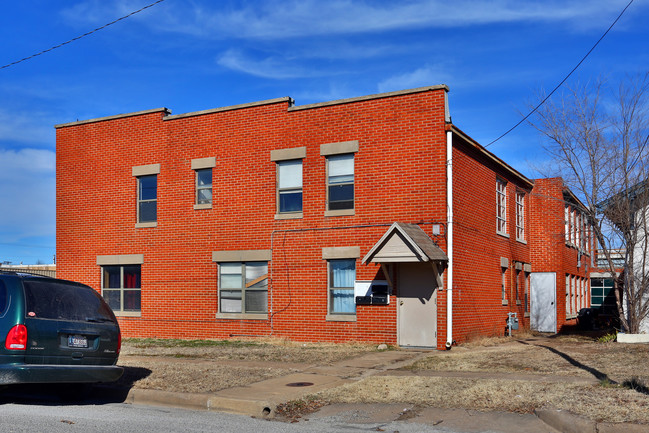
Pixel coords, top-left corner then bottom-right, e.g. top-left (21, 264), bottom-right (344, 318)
top-left (530, 74), bottom-right (649, 333)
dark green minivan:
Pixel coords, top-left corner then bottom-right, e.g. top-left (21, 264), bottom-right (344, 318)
top-left (0, 272), bottom-right (123, 384)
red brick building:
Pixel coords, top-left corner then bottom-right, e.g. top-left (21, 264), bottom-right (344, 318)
top-left (55, 86), bottom-right (591, 349)
top-left (529, 178), bottom-right (594, 333)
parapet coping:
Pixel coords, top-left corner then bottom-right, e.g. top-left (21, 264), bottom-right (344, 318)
top-left (287, 85), bottom-right (449, 111)
top-left (164, 97), bottom-right (292, 120)
top-left (54, 85), bottom-right (450, 127)
top-left (55, 107), bottom-right (171, 129)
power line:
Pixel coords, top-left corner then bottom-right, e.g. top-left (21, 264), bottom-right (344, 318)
top-left (0, 0), bottom-right (166, 70)
top-left (484, 0), bottom-right (635, 148)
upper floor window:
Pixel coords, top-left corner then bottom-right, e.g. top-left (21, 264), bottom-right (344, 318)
top-left (277, 160), bottom-right (302, 213)
top-left (195, 168), bottom-right (212, 206)
top-left (327, 154), bottom-right (354, 211)
top-left (138, 175), bottom-right (157, 223)
top-left (496, 179), bottom-right (507, 235)
top-left (516, 191), bottom-right (525, 241)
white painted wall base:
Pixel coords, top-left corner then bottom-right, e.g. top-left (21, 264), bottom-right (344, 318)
top-left (617, 333), bottom-right (649, 343)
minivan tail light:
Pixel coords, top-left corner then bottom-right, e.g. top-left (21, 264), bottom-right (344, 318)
top-left (117, 331), bottom-right (121, 355)
top-left (5, 324), bottom-right (27, 350)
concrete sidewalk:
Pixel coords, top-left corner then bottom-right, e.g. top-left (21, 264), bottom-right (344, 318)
top-left (115, 349), bottom-right (647, 433)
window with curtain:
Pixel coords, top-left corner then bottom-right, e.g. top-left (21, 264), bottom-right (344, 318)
top-left (329, 259), bottom-right (356, 314)
top-left (327, 154), bottom-right (354, 210)
top-left (138, 174), bottom-right (157, 223)
top-left (277, 160), bottom-right (302, 213)
top-left (195, 168), bottom-right (212, 205)
top-left (219, 262), bottom-right (268, 314)
top-left (102, 264), bottom-right (141, 314)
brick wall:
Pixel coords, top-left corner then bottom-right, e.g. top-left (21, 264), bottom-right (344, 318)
top-left (57, 89), bottom-right (450, 346)
top-left (56, 87), bottom-right (583, 348)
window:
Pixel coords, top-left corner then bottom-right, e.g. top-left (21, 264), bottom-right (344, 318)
top-left (328, 259), bottom-right (356, 314)
top-left (277, 160), bottom-right (302, 213)
top-left (524, 271), bottom-right (530, 313)
top-left (327, 154), bottom-right (354, 211)
top-left (138, 175), bottom-right (157, 223)
top-left (565, 274), bottom-right (570, 317)
top-left (591, 277), bottom-right (615, 315)
top-left (496, 179), bottom-right (507, 235)
top-left (515, 267), bottom-right (521, 305)
top-left (516, 191), bottom-right (525, 241)
top-left (501, 266), bottom-right (508, 305)
top-left (102, 265), bottom-right (141, 314)
top-left (195, 168), bottom-right (212, 205)
top-left (218, 262), bottom-right (268, 314)
top-left (565, 206), bottom-right (570, 243)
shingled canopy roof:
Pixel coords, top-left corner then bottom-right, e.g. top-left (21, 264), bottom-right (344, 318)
top-left (362, 222), bottom-right (448, 264)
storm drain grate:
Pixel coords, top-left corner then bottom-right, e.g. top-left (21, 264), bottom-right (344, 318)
top-left (285, 382), bottom-right (314, 387)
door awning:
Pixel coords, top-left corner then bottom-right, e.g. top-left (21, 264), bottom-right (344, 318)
top-left (363, 222), bottom-right (448, 264)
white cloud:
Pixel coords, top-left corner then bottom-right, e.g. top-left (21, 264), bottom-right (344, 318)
top-left (217, 49), bottom-right (316, 79)
top-left (378, 65), bottom-right (453, 93)
top-left (0, 148), bottom-right (56, 241)
top-left (63, 0), bottom-right (637, 40)
top-left (0, 109), bottom-right (54, 145)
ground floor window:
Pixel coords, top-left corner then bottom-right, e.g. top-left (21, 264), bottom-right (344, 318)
top-left (328, 259), bottom-right (356, 314)
top-left (102, 265), bottom-right (141, 314)
top-left (218, 262), bottom-right (268, 313)
top-left (591, 277), bottom-right (615, 311)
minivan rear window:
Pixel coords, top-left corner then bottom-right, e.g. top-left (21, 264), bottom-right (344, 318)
top-left (23, 280), bottom-right (116, 322)
top-left (0, 280), bottom-right (7, 316)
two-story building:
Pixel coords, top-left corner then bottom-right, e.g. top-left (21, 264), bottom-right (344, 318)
top-left (55, 85), bottom-right (591, 349)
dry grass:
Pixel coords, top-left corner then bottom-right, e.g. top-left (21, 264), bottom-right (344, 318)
top-left (118, 338), bottom-right (378, 393)
top-left (121, 338), bottom-right (377, 365)
top-left (409, 336), bottom-right (649, 384)
top-left (316, 335), bottom-right (649, 424)
top-left (118, 335), bottom-right (649, 424)
top-left (118, 358), bottom-right (295, 393)
top-left (317, 376), bottom-right (649, 424)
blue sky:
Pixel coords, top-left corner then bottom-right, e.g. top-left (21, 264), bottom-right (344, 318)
top-left (0, 0), bottom-right (647, 264)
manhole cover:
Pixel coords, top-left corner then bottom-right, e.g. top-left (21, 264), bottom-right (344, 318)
top-left (285, 382), bottom-right (314, 387)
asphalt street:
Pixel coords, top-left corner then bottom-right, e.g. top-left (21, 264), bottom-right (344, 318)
top-left (0, 402), bottom-right (486, 433)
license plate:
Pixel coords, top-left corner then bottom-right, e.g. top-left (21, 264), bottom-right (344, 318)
top-left (68, 335), bottom-right (88, 348)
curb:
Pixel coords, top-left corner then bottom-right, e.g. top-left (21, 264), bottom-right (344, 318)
top-left (535, 409), bottom-right (648, 433)
top-left (535, 409), bottom-right (596, 433)
top-left (125, 388), bottom-right (275, 418)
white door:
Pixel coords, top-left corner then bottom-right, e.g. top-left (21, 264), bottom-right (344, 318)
top-left (531, 272), bottom-right (556, 333)
top-left (398, 262), bottom-right (438, 347)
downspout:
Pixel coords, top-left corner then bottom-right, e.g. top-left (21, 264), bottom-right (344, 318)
top-left (445, 91), bottom-right (454, 350)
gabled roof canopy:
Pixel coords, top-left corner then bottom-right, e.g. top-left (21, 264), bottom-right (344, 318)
top-left (363, 223), bottom-right (448, 264)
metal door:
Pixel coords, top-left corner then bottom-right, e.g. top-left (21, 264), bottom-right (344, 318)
top-left (397, 262), bottom-right (438, 347)
top-left (531, 272), bottom-right (557, 333)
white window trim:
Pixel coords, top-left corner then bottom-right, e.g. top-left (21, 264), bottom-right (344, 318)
top-left (496, 179), bottom-right (508, 236)
top-left (516, 191), bottom-right (525, 242)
